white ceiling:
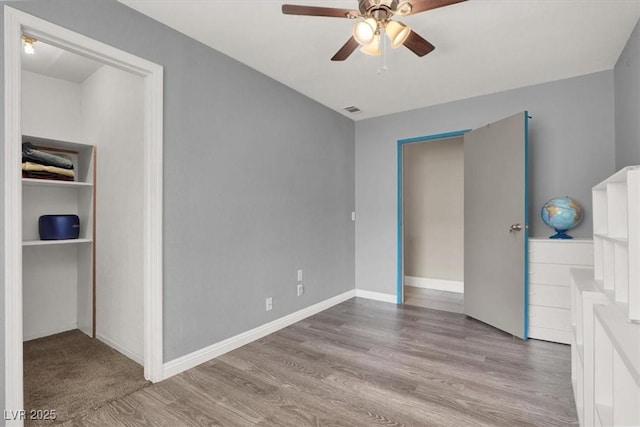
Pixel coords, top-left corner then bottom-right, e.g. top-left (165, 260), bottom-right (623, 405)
top-left (117, 1), bottom-right (638, 120)
top-left (22, 40), bottom-right (103, 83)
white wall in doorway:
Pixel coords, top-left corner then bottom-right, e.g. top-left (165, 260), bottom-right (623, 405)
top-left (403, 137), bottom-right (464, 286)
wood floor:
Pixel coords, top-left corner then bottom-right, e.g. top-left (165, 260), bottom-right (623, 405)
top-left (404, 286), bottom-right (464, 313)
top-left (62, 298), bottom-right (577, 426)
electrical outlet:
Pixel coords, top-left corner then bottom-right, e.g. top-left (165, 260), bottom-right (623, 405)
top-left (297, 283), bottom-right (304, 296)
top-left (266, 297), bottom-right (272, 311)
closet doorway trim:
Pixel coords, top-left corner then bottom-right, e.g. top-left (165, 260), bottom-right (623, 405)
top-left (3, 6), bottom-right (164, 419)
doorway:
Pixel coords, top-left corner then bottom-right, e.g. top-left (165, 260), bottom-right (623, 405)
top-left (396, 112), bottom-right (529, 339)
top-left (397, 131), bottom-right (467, 312)
top-left (4, 6), bottom-right (164, 420)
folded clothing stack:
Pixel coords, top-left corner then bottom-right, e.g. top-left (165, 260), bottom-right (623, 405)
top-left (22, 142), bottom-right (75, 181)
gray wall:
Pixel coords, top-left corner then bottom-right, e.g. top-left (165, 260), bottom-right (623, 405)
top-left (1, 0), bottom-right (355, 392)
top-left (355, 71), bottom-right (615, 294)
top-left (615, 18), bottom-right (640, 168)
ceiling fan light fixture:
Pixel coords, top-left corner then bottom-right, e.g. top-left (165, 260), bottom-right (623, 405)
top-left (352, 17), bottom-right (377, 45)
top-left (360, 33), bottom-right (381, 56)
top-left (385, 20), bottom-right (411, 48)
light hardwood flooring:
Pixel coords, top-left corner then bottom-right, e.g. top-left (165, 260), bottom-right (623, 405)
top-left (62, 297), bottom-right (577, 426)
top-left (404, 286), bottom-right (465, 313)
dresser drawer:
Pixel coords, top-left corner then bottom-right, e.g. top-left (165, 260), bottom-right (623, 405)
top-left (529, 262), bottom-right (573, 286)
top-left (529, 239), bottom-right (593, 265)
top-left (529, 284), bottom-right (570, 309)
top-left (528, 305), bottom-right (570, 331)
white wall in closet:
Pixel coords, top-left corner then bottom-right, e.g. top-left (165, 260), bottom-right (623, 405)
top-left (82, 65), bottom-right (144, 363)
top-left (21, 63), bottom-right (145, 364)
top-left (21, 71), bottom-right (84, 340)
top-left (22, 70), bottom-right (82, 142)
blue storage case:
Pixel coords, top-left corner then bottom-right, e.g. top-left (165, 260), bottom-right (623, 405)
top-left (38, 214), bottom-right (80, 240)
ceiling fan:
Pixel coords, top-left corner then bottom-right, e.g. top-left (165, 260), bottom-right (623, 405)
top-left (282, 0), bottom-right (466, 61)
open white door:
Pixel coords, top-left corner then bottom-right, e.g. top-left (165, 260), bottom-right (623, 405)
top-left (464, 112), bottom-right (529, 339)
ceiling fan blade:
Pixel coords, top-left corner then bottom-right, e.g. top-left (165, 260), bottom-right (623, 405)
top-left (331, 37), bottom-right (359, 61)
top-left (282, 4), bottom-right (358, 18)
top-left (405, 0), bottom-right (467, 15)
top-left (403, 30), bottom-right (435, 57)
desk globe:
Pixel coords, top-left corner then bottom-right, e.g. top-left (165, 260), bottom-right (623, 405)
top-left (541, 196), bottom-right (583, 239)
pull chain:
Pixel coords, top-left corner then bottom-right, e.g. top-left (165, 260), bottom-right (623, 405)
top-left (378, 28), bottom-right (388, 75)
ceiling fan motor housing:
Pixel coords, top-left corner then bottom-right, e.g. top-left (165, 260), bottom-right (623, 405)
top-left (359, 0), bottom-right (398, 21)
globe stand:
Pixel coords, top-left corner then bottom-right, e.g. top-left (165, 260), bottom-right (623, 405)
top-left (549, 229), bottom-right (573, 239)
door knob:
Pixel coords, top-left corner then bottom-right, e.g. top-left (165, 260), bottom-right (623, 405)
top-left (509, 223), bottom-right (522, 233)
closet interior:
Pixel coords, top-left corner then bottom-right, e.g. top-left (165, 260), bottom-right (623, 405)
top-left (20, 38), bottom-right (147, 422)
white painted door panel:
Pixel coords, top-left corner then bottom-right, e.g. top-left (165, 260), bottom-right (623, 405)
top-left (464, 112), bottom-right (528, 339)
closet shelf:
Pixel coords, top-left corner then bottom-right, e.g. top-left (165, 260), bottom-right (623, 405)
top-left (22, 178), bottom-right (92, 188)
top-left (23, 238), bottom-right (93, 246)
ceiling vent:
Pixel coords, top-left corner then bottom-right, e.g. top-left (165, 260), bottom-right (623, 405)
top-left (343, 106), bottom-right (361, 114)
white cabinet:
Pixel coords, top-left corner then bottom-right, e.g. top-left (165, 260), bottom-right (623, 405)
top-left (570, 268), bottom-right (609, 426)
top-left (592, 166), bottom-right (640, 321)
top-left (571, 166), bottom-right (640, 427)
top-left (22, 135), bottom-right (96, 340)
top-left (593, 304), bottom-right (640, 426)
top-left (529, 238), bottom-right (593, 344)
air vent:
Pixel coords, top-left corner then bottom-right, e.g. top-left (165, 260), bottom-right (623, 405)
top-left (343, 106), bottom-right (361, 114)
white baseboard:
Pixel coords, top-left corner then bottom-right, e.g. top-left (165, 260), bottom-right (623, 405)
top-left (404, 276), bottom-right (464, 294)
top-left (162, 289), bottom-right (356, 380)
top-left (354, 289), bottom-right (397, 303)
top-left (78, 325), bottom-right (92, 338)
top-left (96, 333), bottom-right (144, 365)
top-left (23, 323), bottom-right (77, 342)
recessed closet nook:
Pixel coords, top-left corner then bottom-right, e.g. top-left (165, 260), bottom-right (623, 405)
top-left (21, 39), bottom-right (145, 394)
top-left (402, 136), bottom-right (464, 311)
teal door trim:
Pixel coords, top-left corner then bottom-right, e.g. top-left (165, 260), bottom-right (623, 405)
top-left (523, 112), bottom-right (530, 338)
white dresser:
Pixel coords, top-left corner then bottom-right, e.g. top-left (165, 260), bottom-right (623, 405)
top-left (528, 238), bottom-right (594, 344)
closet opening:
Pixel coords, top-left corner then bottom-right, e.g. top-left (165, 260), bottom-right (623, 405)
top-left (20, 39), bottom-right (149, 424)
top-left (398, 132), bottom-right (466, 312)
top-left (4, 7), bottom-right (164, 423)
